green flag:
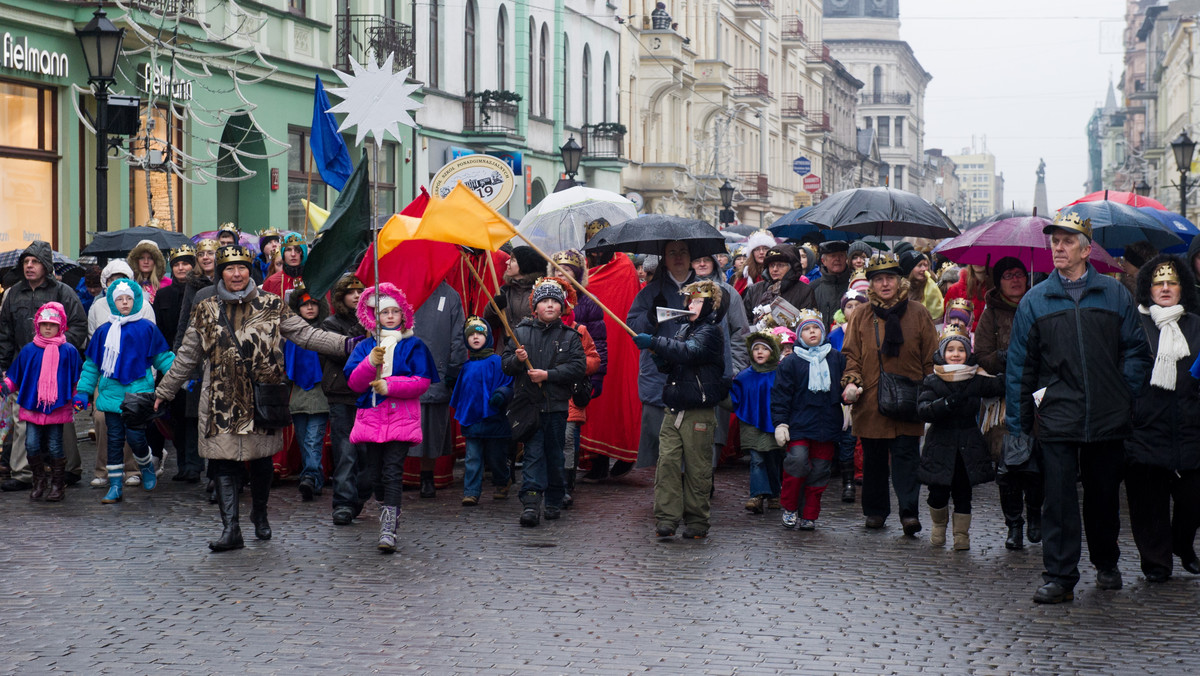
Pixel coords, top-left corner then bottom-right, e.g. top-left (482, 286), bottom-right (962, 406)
top-left (303, 158), bottom-right (371, 298)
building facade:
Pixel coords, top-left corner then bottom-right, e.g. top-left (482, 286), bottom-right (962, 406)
top-left (822, 56), bottom-right (882, 196)
top-left (948, 148), bottom-right (1002, 223)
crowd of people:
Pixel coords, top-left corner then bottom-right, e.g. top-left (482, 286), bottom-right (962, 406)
top-left (0, 212), bottom-right (1197, 605)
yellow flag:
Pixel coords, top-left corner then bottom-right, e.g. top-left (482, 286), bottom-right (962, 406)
top-left (301, 199), bottom-right (331, 230)
top-left (413, 184), bottom-right (516, 251)
top-left (376, 214), bottom-right (423, 258)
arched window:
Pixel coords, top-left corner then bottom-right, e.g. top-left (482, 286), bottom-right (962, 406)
top-left (602, 53), bottom-right (612, 123)
top-left (582, 45), bottom-right (591, 125)
top-left (872, 66), bottom-right (882, 103)
top-left (429, 0), bottom-right (440, 88)
top-left (562, 35), bottom-right (570, 122)
top-left (464, 0), bottom-right (476, 94)
top-left (539, 25), bottom-right (549, 117)
top-left (496, 6), bottom-right (507, 90)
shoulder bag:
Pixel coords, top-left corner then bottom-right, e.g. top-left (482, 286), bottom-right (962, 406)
top-left (873, 318), bottom-right (920, 422)
top-left (218, 301), bottom-right (292, 431)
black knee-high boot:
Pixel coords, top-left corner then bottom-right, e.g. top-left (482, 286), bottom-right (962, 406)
top-left (209, 474), bottom-right (245, 552)
top-left (248, 459), bottom-right (272, 540)
top-left (998, 478), bottom-right (1025, 549)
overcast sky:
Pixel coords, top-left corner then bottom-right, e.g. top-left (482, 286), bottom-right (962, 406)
top-left (898, 0), bottom-right (1127, 212)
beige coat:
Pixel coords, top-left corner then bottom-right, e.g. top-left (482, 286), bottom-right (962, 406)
top-left (156, 283), bottom-right (346, 461)
top-left (841, 281), bottom-right (938, 439)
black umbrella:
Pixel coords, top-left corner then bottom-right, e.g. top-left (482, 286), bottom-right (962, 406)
top-left (804, 187), bottom-right (959, 239)
top-left (79, 226), bottom-right (194, 259)
top-left (966, 208), bottom-right (1033, 230)
top-left (721, 223), bottom-right (758, 236)
top-left (582, 214), bottom-right (727, 258)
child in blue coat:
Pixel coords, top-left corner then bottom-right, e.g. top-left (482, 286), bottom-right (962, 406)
top-left (75, 279), bottom-right (175, 504)
top-left (5, 302), bottom-right (82, 502)
top-left (771, 309), bottom-right (847, 530)
top-left (449, 317), bottom-right (513, 506)
top-left (725, 330), bottom-right (784, 515)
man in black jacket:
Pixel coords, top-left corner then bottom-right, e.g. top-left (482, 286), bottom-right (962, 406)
top-left (0, 241), bottom-right (88, 490)
top-left (811, 241), bottom-right (851, 327)
top-left (503, 277), bottom-right (586, 527)
top-left (633, 279), bottom-right (730, 539)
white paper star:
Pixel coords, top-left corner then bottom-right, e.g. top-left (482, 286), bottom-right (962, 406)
top-left (326, 54), bottom-right (422, 148)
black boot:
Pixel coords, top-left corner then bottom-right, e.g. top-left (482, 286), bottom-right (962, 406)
top-left (999, 480), bottom-right (1025, 549)
top-left (840, 461), bottom-right (856, 503)
top-left (206, 478), bottom-right (217, 504)
top-left (209, 475), bottom-right (245, 552)
top-left (1006, 524), bottom-right (1024, 550)
top-left (582, 455), bottom-right (609, 482)
top-left (519, 491), bottom-right (542, 527)
top-left (248, 462), bottom-right (272, 541)
top-left (563, 471), bottom-right (575, 509)
top-left (419, 470), bottom-right (436, 499)
top-left (1025, 480), bottom-right (1044, 543)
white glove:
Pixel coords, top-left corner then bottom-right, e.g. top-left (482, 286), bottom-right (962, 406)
top-left (843, 384), bottom-right (862, 403)
top-left (774, 424), bottom-right (790, 447)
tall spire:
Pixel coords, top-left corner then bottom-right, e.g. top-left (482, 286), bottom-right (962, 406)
top-left (1103, 80), bottom-right (1118, 114)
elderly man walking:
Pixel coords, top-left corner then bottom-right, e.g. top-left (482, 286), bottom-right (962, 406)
top-left (1005, 213), bottom-right (1150, 604)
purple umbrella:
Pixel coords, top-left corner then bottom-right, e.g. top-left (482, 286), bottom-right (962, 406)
top-left (933, 216), bottom-right (1122, 274)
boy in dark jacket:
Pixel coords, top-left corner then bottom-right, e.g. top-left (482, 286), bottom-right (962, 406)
top-left (917, 325), bottom-right (1005, 551)
top-left (320, 274), bottom-right (368, 525)
top-left (287, 285), bottom-right (331, 502)
top-left (632, 279), bottom-right (730, 539)
top-left (771, 309), bottom-right (847, 530)
top-left (502, 277), bottom-right (587, 527)
top-left (450, 317), bottom-right (513, 505)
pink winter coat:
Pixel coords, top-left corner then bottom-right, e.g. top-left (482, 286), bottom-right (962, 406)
top-left (346, 354), bottom-right (430, 444)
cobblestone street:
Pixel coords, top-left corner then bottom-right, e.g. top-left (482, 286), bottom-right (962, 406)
top-left (3, 443), bottom-right (1198, 674)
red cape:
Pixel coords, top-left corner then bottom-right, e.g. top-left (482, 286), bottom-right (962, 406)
top-left (447, 250), bottom-right (510, 318)
top-left (579, 253), bottom-right (642, 463)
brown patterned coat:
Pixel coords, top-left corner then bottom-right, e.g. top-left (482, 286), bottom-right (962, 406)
top-left (155, 283), bottom-right (347, 461)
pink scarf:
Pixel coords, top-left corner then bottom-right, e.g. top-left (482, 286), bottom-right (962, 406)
top-left (33, 330), bottom-right (66, 409)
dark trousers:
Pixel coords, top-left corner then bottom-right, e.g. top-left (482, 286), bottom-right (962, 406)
top-left (998, 471), bottom-right (1043, 527)
top-left (1040, 440), bottom-right (1124, 588)
top-left (328, 403), bottom-right (370, 511)
top-left (173, 399), bottom-right (201, 475)
top-left (1125, 463), bottom-right (1200, 577)
top-left (861, 436), bottom-right (921, 521)
top-left (365, 441), bottom-right (409, 508)
top-left (927, 453), bottom-right (973, 514)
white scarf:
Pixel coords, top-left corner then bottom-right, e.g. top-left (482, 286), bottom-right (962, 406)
top-left (795, 343), bottom-right (832, 392)
top-left (101, 308), bottom-right (143, 378)
top-left (377, 327), bottom-right (413, 376)
top-left (1142, 304), bottom-right (1189, 390)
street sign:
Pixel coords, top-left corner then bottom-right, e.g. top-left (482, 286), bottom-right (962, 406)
top-left (803, 174), bottom-right (821, 193)
top-left (792, 157), bottom-right (811, 176)
top-left (793, 192), bottom-right (812, 208)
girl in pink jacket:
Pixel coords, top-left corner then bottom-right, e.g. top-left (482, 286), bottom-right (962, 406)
top-left (344, 283), bottom-right (438, 553)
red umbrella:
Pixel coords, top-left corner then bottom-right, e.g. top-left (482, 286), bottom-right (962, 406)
top-left (1064, 190), bottom-right (1166, 211)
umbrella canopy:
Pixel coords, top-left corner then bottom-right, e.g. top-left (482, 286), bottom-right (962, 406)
top-left (1137, 207), bottom-right (1199, 254)
top-left (0, 248), bottom-right (77, 270)
top-left (768, 207), bottom-right (860, 241)
top-left (804, 187), bottom-right (959, 239)
top-left (515, 186), bottom-right (638, 253)
top-left (966, 208), bottom-right (1034, 230)
top-left (721, 223), bottom-right (759, 236)
top-left (933, 216), bottom-right (1122, 274)
top-left (1057, 201), bottom-right (1183, 250)
top-left (1065, 190), bottom-right (1167, 211)
top-left (582, 214), bottom-right (727, 258)
top-left (80, 226), bottom-right (194, 259)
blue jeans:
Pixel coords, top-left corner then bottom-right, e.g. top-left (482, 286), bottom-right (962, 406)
top-left (292, 412), bottom-right (329, 491)
top-left (749, 448), bottom-right (783, 498)
top-left (26, 422), bottom-right (64, 461)
top-left (105, 412), bottom-right (149, 466)
top-left (837, 429), bottom-right (856, 464)
top-left (463, 436), bottom-right (511, 498)
top-left (520, 411), bottom-right (567, 507)
top-left (328, 403), bottom-right (369, 511)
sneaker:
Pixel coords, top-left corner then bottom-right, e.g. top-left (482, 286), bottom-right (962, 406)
top-left (90, 477), bottom-right (107, 489)
top-left (681, 527), bottom-right (708, 539)
top-left (781, 510), bottom-right (799, 529)
top-left (462, 495), bottom-right (479, 507)
top-left (332, 507), bottom-right (354, 525)
top-left (656, 523), bottom-right (677, 538)
top-left (797, 519), bottom-right (816, 531)
top-left (520, 507), bottom-right (540, 527)
top-left (744, 496), bottom-right (765, 514)
top-left (493, 483), bottom-right (510, 500)
top-left (154, 450), bottom-right (168, 477)
top-left (125, 474), bottom-right (141, 487)
top-left (767, 497), bottom-right (781, 510)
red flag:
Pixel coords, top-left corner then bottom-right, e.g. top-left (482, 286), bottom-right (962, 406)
top-left (355, 187), bottom-right (460, 311)
top-left (447, 250), bottom-right (510, 318)
top-left (579, 253), bottom-right (642, 463)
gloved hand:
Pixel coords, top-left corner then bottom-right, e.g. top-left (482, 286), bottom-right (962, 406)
top-left (492, 293), bottom-right (507, 310)
top-left (632, 333), bottom-right (654, 350)
top-left (184, 379), bottom-right (196, 392)
top-left (369, 346), bottom-right (387, 367)
top-left (944, 393), bottom-right (964, 410)
top-left (842, 383), bottom-right (862, 404)
top-left (344, 335), bottom-right (368, 355)
top-left (370, 379), bottom-right (389, 396)
top-left (774, 424), bottom-right (790, 447)
top-left (488, 391), bottom-right (506, 409)
top-left (73, 393), bottom-right (89, 411)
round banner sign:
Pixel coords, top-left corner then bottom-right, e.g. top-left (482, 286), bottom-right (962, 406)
top-left (430, 155), bottom-right (516, 208)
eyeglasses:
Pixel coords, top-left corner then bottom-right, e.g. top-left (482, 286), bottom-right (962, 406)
top-left (1000, 270), bottom-right (1027, 281)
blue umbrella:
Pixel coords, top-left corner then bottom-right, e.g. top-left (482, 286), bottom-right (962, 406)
top-left (1058, 201), bottom-right (1183, 251)
top-left (1138, 207), bottom-right (1198, 254)
top-left (768, 206), bottom-right (860, 241)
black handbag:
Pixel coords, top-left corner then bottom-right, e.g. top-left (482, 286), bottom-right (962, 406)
top-left (570, 378), bottom-right (593, 408)
top-left (218, 303), bottom-right (292, 431)
top-left (120, 392), bottom-right (166, 430)
top-left (874, 319), bottom-right (920, 422)
top-left (507, 388), bottom-right (542, 443)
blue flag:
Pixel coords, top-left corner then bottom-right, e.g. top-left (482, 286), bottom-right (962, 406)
top-left (310, 75), bottom-right (353, 191)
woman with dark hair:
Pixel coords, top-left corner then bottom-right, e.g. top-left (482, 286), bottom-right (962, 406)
top-left (1125, 254), bottom-right (1200, 582)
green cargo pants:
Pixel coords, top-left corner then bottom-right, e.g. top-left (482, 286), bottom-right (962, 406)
top-left (654, 407), bottom-right (716, 533)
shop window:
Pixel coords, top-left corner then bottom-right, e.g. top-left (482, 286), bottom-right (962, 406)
top-left (129, 104), bottom-right (184, 230)
top-left (287, 126), bottom-right (328, 233)
top-left (0, 78), bottom-right (57, 249)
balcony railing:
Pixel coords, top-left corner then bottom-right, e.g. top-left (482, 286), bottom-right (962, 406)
top-left (463, 94), bottom-right (519, 134)
top-left (737, 172), bottom-right (769, 199)
top-left (732, 69), bottom-right (771, 99)
top-left (781, 94), bottom-right (806, 118)
top-left (129, 0), bottom-right (196, 16)
top-left (734, 0), bottom-right (774, 11)
top-left (582, 124), bottom-right (625, 159)
top-left (782, 18), bottom-right (807, 42)
top-left (861, 91), bottom-right (912, 105)
top-left (805, 44), bottom-right (829, 64)
top-left (336, 14), bottom-right (416, 74)
top-left (808, 111), bottom-right (832, 133)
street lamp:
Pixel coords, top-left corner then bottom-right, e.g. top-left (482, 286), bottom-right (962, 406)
top-left (1134, 179), bottom-right (1151, 198)
top-left (76, 7), bottom-right (125, 233)
top-left (554, 135), bottom-right (583, 192)
top-left (1172, 131), bottom-right (1196, 217)
top-left (719, 179), bottom-right (735, 226)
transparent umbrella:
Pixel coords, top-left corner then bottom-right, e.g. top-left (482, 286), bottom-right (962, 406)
top-left (515, 186), bottom-right (638, 253)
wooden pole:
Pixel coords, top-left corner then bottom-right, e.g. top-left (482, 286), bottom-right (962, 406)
top-left (304, 152), bottom-right (314, 241)
top-left (463, 253), bottom-right (534, 371)
top-left (371, 143), bottom-right (381, 404)
top-left (509, 231), bottom-right (637, 337)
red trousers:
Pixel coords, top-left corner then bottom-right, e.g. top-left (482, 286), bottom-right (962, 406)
top-left (780, 439), bottom-right (835, 520)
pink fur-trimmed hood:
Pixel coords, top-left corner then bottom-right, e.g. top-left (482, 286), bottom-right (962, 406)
top-left (356, 282), bottom-right (414, 333)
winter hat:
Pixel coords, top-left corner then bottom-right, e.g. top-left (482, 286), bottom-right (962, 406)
top-left (280, 233), bottom-right (308, 264)
top-left (642, 255), bottom-right (659, 275)
top-left (939, 263), bottom-right (962, 286)
top-left (891, 240), bottom-right (916, 257)
top-left (287, 284), bottom-right (329, 325)
top-left (83, 265), bottom-right (102, 289)
top-left (258, 228), bottom-right (282, 247)
top-left (944, 298), bottom-right (974, 327)
top-left (770, 326), bottom-right (796, 347)
top-left (848, 271), bottom-right (869, 294)
top-left (744, 230), bottom-right (776, 255)
top-left (357, 283), bottom-right (414, 333)
top-left (847, 240), bottom-right (874, 260)
top-left (464, 316), bottom-right (491, 338)
top-left (511, 246), bottom-right (544, 276)
top-left (762, 245), bottom-right (795, 268)
top-left (841, 288), bottom-right (868, 312)
top-left (529, 276), bottom-right (575, 311)
top-left (17, 241), bottom-right (54, 277)
top-left (898, 249), bottom-right (929, 277)
top-left (745, 330), bottom-right (782, 368)
top-left (796, 308), bottom-right (827, 345)
top-left (818, 240), bottom-right (849, 256)
top-left (169, 244), bottom-right (197, 266)
top-left (100, 260), bottom-right (135, 287)
top-left (937, 325), bottom-right (973, 362)
top-left (36, 302), bottom-right (67, 332)
top-left (990, 257), bottom-right (1027, 289)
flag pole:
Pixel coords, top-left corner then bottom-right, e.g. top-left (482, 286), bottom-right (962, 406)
top-left (371, 142), bottom-right (382, 404)
top-left (464, 252), bottom-right (533, 371)
top-left (304, 153), bottom-right (314, 241)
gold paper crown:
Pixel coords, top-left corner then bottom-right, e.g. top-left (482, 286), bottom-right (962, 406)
top-left (585, 217), bottom-right (611, 240)
top-left (258, 228), bottom-right (282, 242)
top-left (293, 283), bottom-right (316, 304)
top-left (940, 324), bottom-right (971, 343)
top-left (339, 274), bottom-right (366, 291)
top-left (216, 245), bottom-right (253, 268)
top-left (217, 222), bottom-right (240, 235)
top-left (946, 297), bottom-right (974, 315)
top-left (465, 316), bottom-right (489, 333)
top-left (195, 238), bottom-right (220, 253)
top-left (1152, 261), bottom-right (1180, 284)
top-left (169, 244), bottom-right (196, 262)
top-left (865, 253), bottom-right (901, 276)
top-left (681, 279), bottom-right (723, 308)
top-left (551, 249), bottom-right (586, 270)
top-left (281, 233), bottom-right (305, 248)
top-left (936, 261), bottom-right (958, 279)
top-left (797, 308), bottom-right (824, 326)
top-left (145, 217), bottom-right (165, 230)
top-left (1045, 211), bottom-right (1093, 240)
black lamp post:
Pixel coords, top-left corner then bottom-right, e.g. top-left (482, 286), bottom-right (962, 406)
top-left (1172, 131), bottom-right (1196, 218)
top-left (554, 135), bottom-right (583, 192)
top-left (1134, 178), bottom-right (1151, 198)
top-left (719, 179), bottom-right (735, 226)
top-left (76, 7), bottom-right (126, 233)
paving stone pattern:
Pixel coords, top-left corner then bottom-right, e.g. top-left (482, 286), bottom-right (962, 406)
top-left (2, 442), bottom-right (1198, 674)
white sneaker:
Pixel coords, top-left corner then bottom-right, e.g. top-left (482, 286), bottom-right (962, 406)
top-left (155, 450), bottom-right (168, 477)
top-left (781, 509), bottom-right (798, 529)
top-left (90, 477), bottom-right (106, 488)
top-left (125, 474), bottom-right (141, 486)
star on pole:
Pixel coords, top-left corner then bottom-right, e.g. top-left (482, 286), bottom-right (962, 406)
top-left (326, 54), bottom-right (422, 148)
